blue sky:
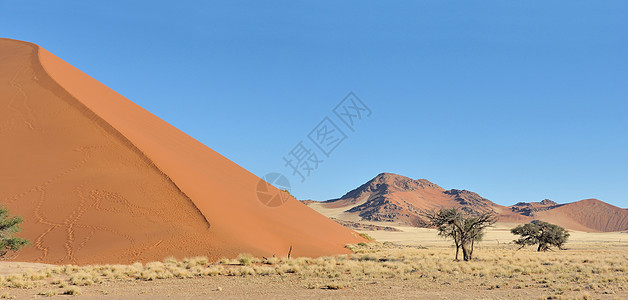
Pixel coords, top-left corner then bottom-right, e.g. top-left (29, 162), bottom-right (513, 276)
top-left (2, 1), bottom-right (626, 208)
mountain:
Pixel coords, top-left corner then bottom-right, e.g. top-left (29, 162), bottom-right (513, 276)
top-left (309, 173), bottom-right (503, 227)
top-left (0, 38), bottom-right (363, 265)
top-left (304, 173), bottom-right (628, 232)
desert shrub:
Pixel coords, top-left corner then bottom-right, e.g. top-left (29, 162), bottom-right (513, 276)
top-left (183, 256), bottom-right (208, 268)
top-left (324, 282), bottom-right (348, 289)
top-left (69, 271), bottom-right (98, 286)
top-left (37, 290), bottom-right (57, 297)
top-left (0, 292), bottom-right (13, 299)
top-left (262, 256), bottom-right (279, 265)
top-left (237, 253), bottom-right (258, 266)
top-left (359, 233), bottom-right (375, 241)
top-left (63, 287), bottom-right (81, 295)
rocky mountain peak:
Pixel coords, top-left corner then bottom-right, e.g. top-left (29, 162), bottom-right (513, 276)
top-left (339, 172), bottom-right (442, 200)
top-left (539, 199), bottom-right (558, 206)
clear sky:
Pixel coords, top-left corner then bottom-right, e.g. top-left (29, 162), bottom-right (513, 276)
top-left (2, 1), bottom-right (626, 208)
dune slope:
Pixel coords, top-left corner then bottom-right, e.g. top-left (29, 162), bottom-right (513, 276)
top-left (533, 199), bottom-right (628, 232)
top-left (0, 38), bottom-right (363, 265)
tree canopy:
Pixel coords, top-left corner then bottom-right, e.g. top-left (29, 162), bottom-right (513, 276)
top-left (0, 206), bottom-right (29, 259)
top-left (423, 208), bottom-right (497, 261)
top-left (511, 221), bottom-right (569, 252)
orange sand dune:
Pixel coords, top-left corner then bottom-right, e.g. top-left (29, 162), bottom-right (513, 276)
top-left (0, 38), bottom-right (363, 265)
top-left (531, 199), bottom-right (628, 232)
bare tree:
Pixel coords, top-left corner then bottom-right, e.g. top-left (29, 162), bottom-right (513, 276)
top-left (423, 208), bottom-right (497, 261)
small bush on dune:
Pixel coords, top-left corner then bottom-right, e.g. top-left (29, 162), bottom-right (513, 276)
top-left (359, 233), bottom-right (375, 242)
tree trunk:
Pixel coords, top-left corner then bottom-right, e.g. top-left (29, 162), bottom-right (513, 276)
top-left (455, 246), bottom-right (460, 261)
top-left (461, 244), bottom-right (470, 261)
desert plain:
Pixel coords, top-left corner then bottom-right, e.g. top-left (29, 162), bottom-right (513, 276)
top-left (0, 225), bottom-right (626, 299)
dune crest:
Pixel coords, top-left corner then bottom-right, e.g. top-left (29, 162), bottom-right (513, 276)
top-left (0, 38), bottom-right (363, 265)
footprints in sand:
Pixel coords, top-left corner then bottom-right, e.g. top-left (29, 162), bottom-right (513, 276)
top-left (4, 147), bottom-right (92, 206)
top-left (29, 149), bottom-right (93, 263)
top-left (8, 66), bottom-right (38, 131)
top-left (24, 146), bottom-right (176, 264)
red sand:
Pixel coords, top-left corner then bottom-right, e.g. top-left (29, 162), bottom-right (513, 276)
top-left (532, 199), bottom-right (628, 232)
top-left (0, 38), bottom-right (363, 265)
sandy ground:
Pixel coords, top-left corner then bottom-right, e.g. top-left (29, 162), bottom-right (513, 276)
top-left (1, 226), bottom-right (626, 299)
top-left (0, 262), bottom-right (51, 276)
top-left (1, 275), bottom-right (562, 299)
top-left (365, 222), bottom-right (628, 247)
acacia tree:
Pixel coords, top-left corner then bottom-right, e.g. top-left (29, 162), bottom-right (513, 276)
top-left (0, 206), bottom-right (29, 259)
top-left (511, 221), bottom-right (569, 251)
top-left (424, 208), bottom-right (497, 261)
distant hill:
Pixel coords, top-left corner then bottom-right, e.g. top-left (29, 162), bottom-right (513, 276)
top-left (303, 173), bottom-right (628, 232)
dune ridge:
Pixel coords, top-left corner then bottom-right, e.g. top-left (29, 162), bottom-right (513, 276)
top-left (35, 45), bottom-right (210, 229)
top-left (0, 38), bottom-right (363, 265)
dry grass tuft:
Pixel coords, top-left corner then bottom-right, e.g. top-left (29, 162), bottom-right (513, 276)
top-left (37, 290), bottom-right (57, 297)
top-left (62, 287), bottom-right (81, 295)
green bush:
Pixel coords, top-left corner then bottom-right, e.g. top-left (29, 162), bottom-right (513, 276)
top-left (511, 221), bottom-right (569, 251)
top-left (0, 206), bottom-right (29, 258)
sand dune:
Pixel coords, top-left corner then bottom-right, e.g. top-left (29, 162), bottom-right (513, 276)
top-left (0, 38), bottom-right (363, 265)
top-left (532, 199), bottom-right (628, 232)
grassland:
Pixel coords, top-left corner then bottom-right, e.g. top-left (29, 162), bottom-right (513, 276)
top-left (0, 227), bottom-right (626, 299)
